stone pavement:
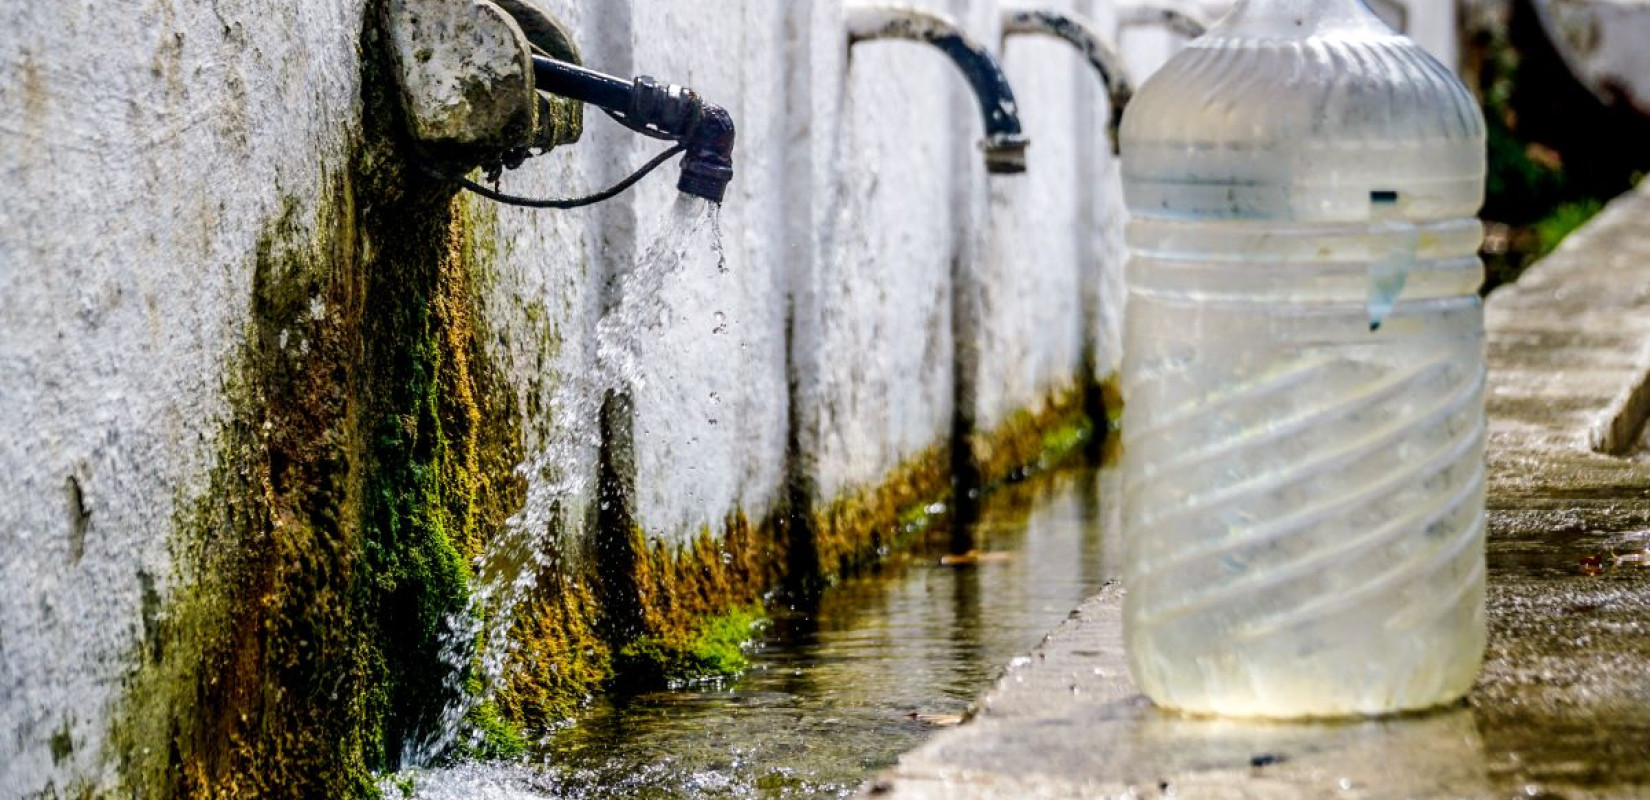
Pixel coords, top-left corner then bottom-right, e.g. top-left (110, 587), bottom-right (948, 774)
top-left (862, 182), bottom-right (1650, 800)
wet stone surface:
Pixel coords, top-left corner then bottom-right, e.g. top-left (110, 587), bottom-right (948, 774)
top-left (866, 509), bottom-right (1650, 800)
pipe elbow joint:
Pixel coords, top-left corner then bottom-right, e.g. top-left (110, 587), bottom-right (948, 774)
top-left (679, 103), bottom-right (738, 203)
top-left (530, 59), bottom-right (739, 204)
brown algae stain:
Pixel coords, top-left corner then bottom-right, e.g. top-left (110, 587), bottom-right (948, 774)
top-left (804, 443), bottom-right (955, 583)
top-left (611, 513), bottom-right (786, 687)
top-left (967, 381), bottom-right (1096, 491)
top-left (105, 7), bottom-right (542, 796)
top-left (110, 178), bottom-right (380, 800)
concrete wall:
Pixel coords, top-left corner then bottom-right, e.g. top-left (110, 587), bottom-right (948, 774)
top-left (0, 0), bottom-right (1462, 795)
top-left (0, 0), bottom-right (366, 793)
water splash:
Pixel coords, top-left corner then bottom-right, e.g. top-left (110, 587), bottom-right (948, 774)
top-left (402, 196), bottom-right (722, 769)
top-left (709, 204), bottom-right (729, 274)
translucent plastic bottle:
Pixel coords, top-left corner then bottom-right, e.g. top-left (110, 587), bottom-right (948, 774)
top-left (1118, 0), bottom-right (1488, 718)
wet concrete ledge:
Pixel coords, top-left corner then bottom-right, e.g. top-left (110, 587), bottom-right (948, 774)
top-left (863, 183), bottom-right (1650, 800)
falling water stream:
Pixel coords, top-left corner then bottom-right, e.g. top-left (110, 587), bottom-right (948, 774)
top-left (400, 468), bottom-right (1115, 799)
top-left (402, 197), bottom-right (728, 768)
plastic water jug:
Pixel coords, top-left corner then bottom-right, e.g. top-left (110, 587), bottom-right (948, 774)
top-left (1118, 0), bottom-right (1489, 718)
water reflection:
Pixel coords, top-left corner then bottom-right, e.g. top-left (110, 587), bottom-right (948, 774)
top-left (1122, 706), bottom-right (1492, 796)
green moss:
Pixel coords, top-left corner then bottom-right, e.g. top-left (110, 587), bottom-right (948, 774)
top-left (495, 565), bottom-right (613, 732)
top-left (1041, 416), bottom-right (1095, 461)
top-left (968, 381), bottom-right (1094, 490)
top-left (48, 724), bottom-right (73, 764)
top-left (356, 193), bottom-right (492, 758)
top-left (1097, 373), bottom-right (1125, 466)
top-left (1534, 199), bottom-right (1605, 258)
top-left (800, 445), bottom-right (954, 583)
top-left (387, 774), bottom-right (418, 799)
top-left (103, 1), bottom-right (537, 792)
top-left (459, 702), bottom-right (529, 761)
top-left (616, 605), bottom-right (765, 687)
top-left (1098, 374), bottom-right (1123, 427)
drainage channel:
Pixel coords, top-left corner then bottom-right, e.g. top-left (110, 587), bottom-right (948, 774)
top-left (403, 467), bottom-right (1115, 799)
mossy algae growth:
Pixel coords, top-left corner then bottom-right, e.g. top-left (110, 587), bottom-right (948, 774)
top-left (104, 3), bottom-right (538, 795)
top-left (967, 381), bottom-right (1095, 492)
top-left (108, 182), bottom-right (382, 800)
top-left (617, 604), bottom-right (767, 688)
top-left (799, 444), bottom-right (956, 584)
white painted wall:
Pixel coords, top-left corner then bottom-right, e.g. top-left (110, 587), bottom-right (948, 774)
top-left (974, 0), bottom-right (1097, 435)
top-left (475, 0), bottom-right (607, 576)
top-left (621, 0), bottom-right (792, 543)
top-left (0, 1), bottom-right (365, 794)
top-left (800, 0), bottom-right (964, 504)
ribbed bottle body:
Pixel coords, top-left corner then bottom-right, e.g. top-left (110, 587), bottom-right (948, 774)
top-left (1118, 0), bottom-right (1489, 718)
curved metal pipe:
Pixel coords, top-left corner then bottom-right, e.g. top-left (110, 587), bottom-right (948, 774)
top-left (846, 5), bottom-right (1030, 174)
top-left (1001, 8), bottom-right (1134, 155)
top-left (1117, 4), bottom-right (1210, 39)
top-left (532, 56), bottom-right (737, 203)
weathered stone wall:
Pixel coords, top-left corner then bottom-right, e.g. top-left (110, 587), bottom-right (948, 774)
top-left (0, 1), bottom-right (1462, 797)
top-left (0, 0), bottom-right (369, 794)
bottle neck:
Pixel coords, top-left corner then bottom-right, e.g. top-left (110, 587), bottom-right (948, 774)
top-left (1215, 0), bottom-right (1391, 38)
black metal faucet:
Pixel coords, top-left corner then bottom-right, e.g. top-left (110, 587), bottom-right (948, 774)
top-left (530, 56), bottom-right (738, 204)
top-left (1001, 9), bottom-right (1133, 155)
top-left (998, 5), bottom-right (1208, 155)
top-left (846, 6), bottom-right (1030, 174)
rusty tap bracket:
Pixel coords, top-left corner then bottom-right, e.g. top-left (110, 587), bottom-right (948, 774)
top-left (488, 0), bottom-right (585, 153)
top-left (396, 0), bottom-right (736, 207)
